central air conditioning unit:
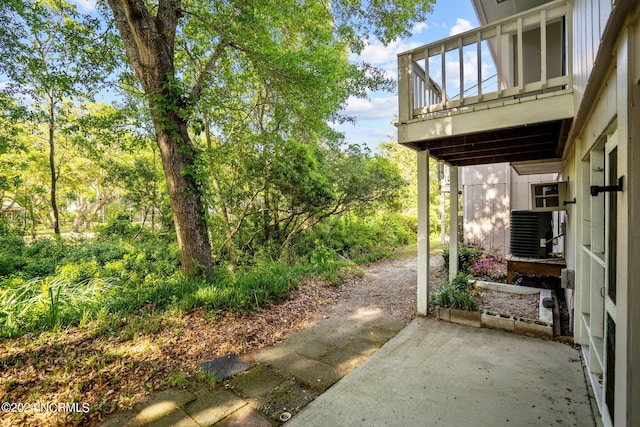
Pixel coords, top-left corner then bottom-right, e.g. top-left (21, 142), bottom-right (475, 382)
top-left (510, 210), bottom-right (553, 258)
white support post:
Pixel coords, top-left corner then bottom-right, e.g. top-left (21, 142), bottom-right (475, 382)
top-left (458, 38), bottom-right (464, 104)
top-left (440, 44), bottom-right (447, 104)
top-left (440, 187), bottom-right (446, 245)
top-left (417, 150), bottom-right (430, 315)
top-left (449, 166), bottom-right (459, 282)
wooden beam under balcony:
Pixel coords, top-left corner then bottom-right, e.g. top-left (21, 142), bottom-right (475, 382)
top-left (400, 117), bottom-right (572, 167)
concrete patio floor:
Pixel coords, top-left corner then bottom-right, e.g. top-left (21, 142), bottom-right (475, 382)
top-left (288, 317), bottom-right (597, 427)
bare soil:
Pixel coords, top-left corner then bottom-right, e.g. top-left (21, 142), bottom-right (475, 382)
top-left (480, 289), bottom-right (540, 320)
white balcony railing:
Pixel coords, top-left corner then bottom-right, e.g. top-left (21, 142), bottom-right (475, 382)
top-left (398, 0), bottom-right (573, 123)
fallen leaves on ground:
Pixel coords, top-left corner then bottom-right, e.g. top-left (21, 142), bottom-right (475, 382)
top-left (0, 279), bottom-right (338, 427)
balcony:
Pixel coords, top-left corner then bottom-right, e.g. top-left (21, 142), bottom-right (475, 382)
top-left (397, 0), bottom-right (574, 167)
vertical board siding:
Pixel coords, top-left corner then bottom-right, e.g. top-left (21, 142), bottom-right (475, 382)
top-left (573, 0), bottom-right (614, 110)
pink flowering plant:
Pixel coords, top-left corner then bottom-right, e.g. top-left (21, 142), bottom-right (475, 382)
top-left (468, 247), bottom-right (507, 282)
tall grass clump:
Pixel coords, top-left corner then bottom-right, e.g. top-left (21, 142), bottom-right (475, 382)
top-left (430, 272), bottom-right (481, 311)
top-left (0, 276), bottom-right (120, 337)
top-left (178, 262), bottom-right (301, 313)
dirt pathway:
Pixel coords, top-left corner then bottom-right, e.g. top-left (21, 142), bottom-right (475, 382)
top-left (320, 251), bottom-right (444, 324)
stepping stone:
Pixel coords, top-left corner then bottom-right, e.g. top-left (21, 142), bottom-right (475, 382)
top-left (200, 354), bottom-right (250, 381)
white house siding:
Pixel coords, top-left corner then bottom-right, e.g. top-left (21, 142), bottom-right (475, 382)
top-left (461, 164), bottom-right (555, 255)
top-left (572, 0), bottom-right (613, 113)
top-left (627, 19), bottom-right (640, 426)
top-left (462, 163), bottom-right (510, 252)
top-left (568, 3), bottom-right (639, 424)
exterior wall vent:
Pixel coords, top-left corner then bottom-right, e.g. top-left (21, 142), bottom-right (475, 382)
top-left (510, 210), bottom-right (553, 258)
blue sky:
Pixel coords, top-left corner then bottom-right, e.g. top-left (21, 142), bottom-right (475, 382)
top-left (336, 0), bottom-right (480, 150)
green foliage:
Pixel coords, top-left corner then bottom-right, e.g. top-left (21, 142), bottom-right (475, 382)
top-left (0, 207), bottom-right (416, 338)
top-left (178, 262), bottom-right (301, 312)
top-left (291, 213), bottom-right (417, 265)
top-left (444, 244), bottom-right (507, 282)
top-left (378, 139), bottom-right (448, 236)
top-left (0, 276), bottom-right (121, 337)
top-left (95, 213), bottom-right (139, 238)
top-left (430, 272), bottom-right (480, 311)
top-left (443, 243), bottom-right (483, 275)
top-left (0, 0), bottom-right (434, 336)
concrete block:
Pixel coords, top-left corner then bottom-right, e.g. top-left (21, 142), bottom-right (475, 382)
top-left (130, 389), bottom-right (196, 426)
top-left (514, 319), bottom-right (553, 339)
top-left (215, 405), bottom-right (275, 427)
top-left (435, 307), bottom-right (450, 322)
top-left (450, 309), bottom-right (481, 328)
top-left (481, 313), bottom-right (515, 332)
top-left (268, 352), bottom-right (342, 391)
top-left (231, 365), bottom-right (287, 399)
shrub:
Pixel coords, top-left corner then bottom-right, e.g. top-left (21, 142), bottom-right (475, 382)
top-left (443, 244), bottom-right (483, 275)
top-left (95, 214), bottom-right (138, 238)
top-left (291, 213), bottom-right (416, 265)
top-left (0, 276), bottom-right (121, 337)
top-left (430, 272), bottom-right (480, 311)
top-left (469, 256), bottom-right (507, 281)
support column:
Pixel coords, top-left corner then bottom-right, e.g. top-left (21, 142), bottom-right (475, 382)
top-left (417, 150), bottom-right (430, 315)
top-left (449, 166), bottom-right (459, 282)
top-left (439, 162), bottom-right (446, 244)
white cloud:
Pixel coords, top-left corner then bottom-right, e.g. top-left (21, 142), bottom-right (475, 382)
top-left (338, 124), bottom-right (396, 149)
top-left (71, 0), bottom-right (97, 11)
top-left (352, 38), bottom-right (425, 81)
top-left (412, 22), bottom-right (429, 35)
top-left (340, 96), bottom-right (398, 121)
top-left (355, 40), bottom-right (399, 66)
top-left (449, 18), bottom-right (474, 36)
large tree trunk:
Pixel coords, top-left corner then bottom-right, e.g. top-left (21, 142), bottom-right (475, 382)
top-left (107, 0), bottom-right (213, 276)
top-left (153, 111), bottom-right (213, 275)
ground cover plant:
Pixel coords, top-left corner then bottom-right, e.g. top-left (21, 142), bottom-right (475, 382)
top-left (0, 0), bottom-right (436, 424)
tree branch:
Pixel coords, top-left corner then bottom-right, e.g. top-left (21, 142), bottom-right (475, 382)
top-left (189, 42), bottom-right (225, 102)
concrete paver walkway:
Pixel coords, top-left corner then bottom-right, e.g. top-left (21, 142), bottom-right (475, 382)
top-left (101, 302), bottom-right (406, 426)
top-left (103, 316), bottom-right (596, 427)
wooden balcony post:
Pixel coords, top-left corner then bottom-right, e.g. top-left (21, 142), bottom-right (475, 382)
top-left (517, 17), bottom-right (524, 91)
top-left (398, 53), bottom-right (411, 123)
top-left (458, 38), bottom-right (464, 104)
top-left (541, 9), bottom-right (548, 88)
top-left (476, 31), bottom-right (483, 100)
top-left (440, 44), bottom-right (447, 105)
